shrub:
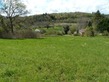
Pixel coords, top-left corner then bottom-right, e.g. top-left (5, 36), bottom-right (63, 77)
top-left (0, 28), bottom-right (13, 39)
top-left (70, 25), bottom-right (77, 34)
top-left (56, 31), bottom-right (63, 35)
top-left (15, 29), bottom-right (41, 39)
top-left (85, 27), bottom-right (95, 37)
top-left (0, 32), bottom-right (13, 39)
top-left (45, 29), bottom-right (57, 36)
top-left (73, 31), bottom-right (79, 36)
top-left (63, 25), bottom-right (70, 34)
top-left (68, 31), bottom-right (72, 35)
top-left (0, 28), bottom-right (42, 39)
top-left (102, 30), bottom-right (109, 36)
top-left (40, 29), bottom-right (46, 34)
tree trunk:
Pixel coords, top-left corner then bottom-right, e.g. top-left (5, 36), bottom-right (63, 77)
top-left (9, 17), bottom-right (14, 34)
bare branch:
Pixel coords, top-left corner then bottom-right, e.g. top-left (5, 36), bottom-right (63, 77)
top-left (0, 0), bottom-right (28, 33)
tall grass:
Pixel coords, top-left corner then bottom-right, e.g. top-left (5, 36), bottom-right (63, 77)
top-left (0, 36), bottom-right (109, 82)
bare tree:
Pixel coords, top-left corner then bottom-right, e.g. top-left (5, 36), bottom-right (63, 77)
top-left (0, 0), bottom-right (28, 34)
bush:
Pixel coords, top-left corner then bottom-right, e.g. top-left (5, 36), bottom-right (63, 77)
top-left (0, 28), bottom-right (13, 39)
top-left (0, 29), bottom-right (42, 39)
top-left (15, 29), bottom-right (41, 39)
top-left (102, 30), bottom-right (109, 36)
top-left (68, 31), bottom-right (72, 35)
top-left (63, 25), bottom-right (70, 34)
top-left (56, 31), bottom-right (63, 35)
top-left (85, 27), bottom-right (95, 37)
top-left (40, 29), bottom-right (46, 34)
top-left (45, 29), bottom-right (57, 36)
top-left (73, 31), bottom-right (79, 36)
top-left (70, 25), bottom-right (77, 34)
top-left (0, 32), bottom-right (13, 39)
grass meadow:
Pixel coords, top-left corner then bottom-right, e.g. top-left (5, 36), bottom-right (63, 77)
top-left (0, 36), bottom-right (109, 82)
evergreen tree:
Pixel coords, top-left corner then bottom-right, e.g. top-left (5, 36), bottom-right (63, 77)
top-left (97, 18), bottom-right (109, 33)
top-left (93, 10), bottom-right (104, 26)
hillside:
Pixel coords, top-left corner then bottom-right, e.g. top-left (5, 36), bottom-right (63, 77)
top-left (1, 11), bottom-right (109, 29)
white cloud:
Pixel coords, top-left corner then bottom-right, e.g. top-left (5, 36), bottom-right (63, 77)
top-left (23, 0), bottom-right (109, 15)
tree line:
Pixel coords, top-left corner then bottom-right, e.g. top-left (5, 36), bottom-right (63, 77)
top-left (0, 0), bottom-right (109, 38)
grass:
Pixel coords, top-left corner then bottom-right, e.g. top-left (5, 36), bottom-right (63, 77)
top-left (39, 26), bottom-right (64, 36)
top-left (0, 36), bottom-right (109, 82)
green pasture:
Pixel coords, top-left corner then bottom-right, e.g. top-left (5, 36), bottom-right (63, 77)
top-left (0, 36), bottom-right (109, 82)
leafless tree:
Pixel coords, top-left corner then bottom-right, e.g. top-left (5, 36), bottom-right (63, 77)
top-left (0, 0), bottom-right (28, 33)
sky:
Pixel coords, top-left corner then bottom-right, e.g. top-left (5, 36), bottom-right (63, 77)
top-left (1, 0), bottom-right (109, 15)
top-left (22, 0), bottom-right (109, 15)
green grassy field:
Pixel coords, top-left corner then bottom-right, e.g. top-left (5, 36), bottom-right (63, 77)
top-left (0, 36), bottom-right (109, 82)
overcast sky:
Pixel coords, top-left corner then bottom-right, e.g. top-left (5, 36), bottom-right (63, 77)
top-left (23, 0), bottom-right (109, 15)
top-left (1, 0), bottom-right (109, 15)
